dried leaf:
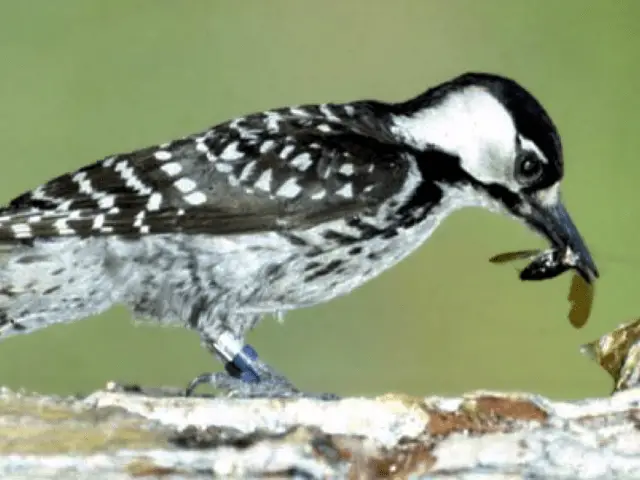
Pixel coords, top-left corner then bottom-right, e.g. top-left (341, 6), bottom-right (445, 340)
top-left (581, 318), bottom-right (640, 393)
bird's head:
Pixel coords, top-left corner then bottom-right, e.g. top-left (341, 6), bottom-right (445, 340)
top-left (389, 72), bottom-right (598, 283)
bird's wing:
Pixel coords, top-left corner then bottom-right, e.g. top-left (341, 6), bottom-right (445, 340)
top-left (0, 106), bottom-right (412, 241)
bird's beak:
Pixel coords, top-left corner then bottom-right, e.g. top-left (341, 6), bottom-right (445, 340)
top-left (522, 192), bottom-right (599, 283)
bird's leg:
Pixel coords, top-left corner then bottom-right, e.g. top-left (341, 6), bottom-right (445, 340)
top-left (185, 331), bottom-right (339, 399)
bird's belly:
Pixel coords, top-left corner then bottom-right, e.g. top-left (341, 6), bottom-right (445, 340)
top-left (261, 237), bottom-right (423, 309)
top-left (222, 218), bottom-right (444, 312)
top-left (111, 208), bottom-right (445, 321)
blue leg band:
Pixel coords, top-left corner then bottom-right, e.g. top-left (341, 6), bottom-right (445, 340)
top-left (228, 344), bottom-right (260, 383)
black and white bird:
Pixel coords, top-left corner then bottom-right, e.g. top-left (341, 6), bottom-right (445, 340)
top-left (0, 72), bottom-right (598, 398)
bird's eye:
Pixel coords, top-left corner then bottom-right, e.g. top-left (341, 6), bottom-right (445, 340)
top-left (516, 152), bottom-right (544, 184)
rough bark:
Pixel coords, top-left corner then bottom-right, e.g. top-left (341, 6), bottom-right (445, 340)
top-left (1, 380), bottom-right (640, 479)
top-left (1, 317), bottom-right (638, 479)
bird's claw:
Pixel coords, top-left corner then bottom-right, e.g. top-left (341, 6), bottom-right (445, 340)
top-left (185, 343), bottom-right (340, 400)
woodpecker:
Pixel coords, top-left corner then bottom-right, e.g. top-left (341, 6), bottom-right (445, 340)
top-left (0, 72), bottom-right (598, 398)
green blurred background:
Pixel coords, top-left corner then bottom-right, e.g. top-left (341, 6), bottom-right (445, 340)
top-left (0, 1), bottom-right (637, 400)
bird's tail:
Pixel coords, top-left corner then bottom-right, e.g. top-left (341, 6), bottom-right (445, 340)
top-left (0, 237), bottom-right (119, 339)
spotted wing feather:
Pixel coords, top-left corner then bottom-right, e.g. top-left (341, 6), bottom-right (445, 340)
top-left (0, 104), bottom-right (410, 241)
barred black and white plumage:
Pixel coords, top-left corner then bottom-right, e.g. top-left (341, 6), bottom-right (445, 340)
top-left (1, 102), bottom-right (408, 240)
top-left (0, 72), bottom-right (598, 398)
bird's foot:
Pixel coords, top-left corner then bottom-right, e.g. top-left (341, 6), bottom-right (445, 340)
top-left (185, 343), bottom-right (340, 400)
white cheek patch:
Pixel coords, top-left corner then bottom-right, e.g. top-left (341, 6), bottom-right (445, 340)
top-left (536, 182), bottom-right (561, 207)
top-left (390, 86), bottom-right (518, 185)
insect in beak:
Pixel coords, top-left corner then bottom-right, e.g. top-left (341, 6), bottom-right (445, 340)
top-left (489, 247), bottom-right (595, 328)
